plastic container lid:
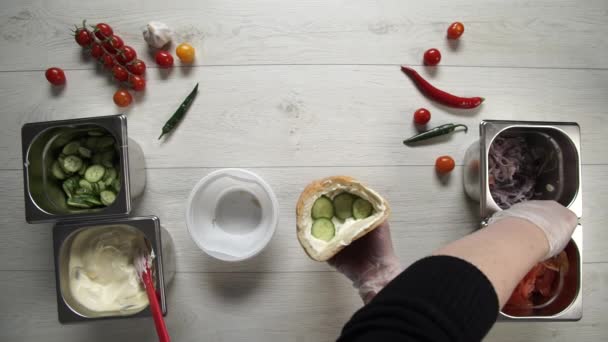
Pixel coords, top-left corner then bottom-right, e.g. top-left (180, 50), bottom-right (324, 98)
top-left (186, 169), bottom-right (279, 261)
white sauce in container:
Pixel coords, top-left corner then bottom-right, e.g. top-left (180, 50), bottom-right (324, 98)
top-left (68, 226), bottom-right (149, 315)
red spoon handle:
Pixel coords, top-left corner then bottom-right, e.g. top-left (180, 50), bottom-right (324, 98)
top-left (143, 271), bottom-right (171, 342)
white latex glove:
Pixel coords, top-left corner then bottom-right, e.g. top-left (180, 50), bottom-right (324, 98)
top-left (488, 200), bottom-right (578, 260)
top-left (328, 222), bottom-right (402, 304)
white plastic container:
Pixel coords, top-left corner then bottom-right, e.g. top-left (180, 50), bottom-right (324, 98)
top-left (186, 169), bottom-right (279, 261)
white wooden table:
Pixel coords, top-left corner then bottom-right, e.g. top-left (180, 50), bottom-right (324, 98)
top-left (1, 0), bottom-right (607, 341)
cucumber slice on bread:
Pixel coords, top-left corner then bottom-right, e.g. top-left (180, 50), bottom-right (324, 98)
top-left (311, 196), bottom-right (334, 219)
top-left (311, 218), bottom-right (335, 241)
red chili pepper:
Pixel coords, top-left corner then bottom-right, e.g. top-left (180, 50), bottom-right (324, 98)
top-left (401, 66), bottom-right (484, 109)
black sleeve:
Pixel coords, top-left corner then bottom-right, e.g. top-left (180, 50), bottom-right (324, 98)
top-left (337, 256), bottom-right (499, 342)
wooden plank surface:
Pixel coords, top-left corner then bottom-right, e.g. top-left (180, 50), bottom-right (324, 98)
top-left (1, 165), bottom-right (607, 273)
top-left (1, 66), bottom-right (608, 169)
top-left (1, 0), bottom-right (607, 341)
top-left (0, 0), bottom-right (607, 70)
top-left (0, 264), bottom-right (607, 342)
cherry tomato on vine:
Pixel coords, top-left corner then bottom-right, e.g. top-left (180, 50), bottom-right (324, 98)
top-left (75, 28), bottom-right (92, 47)
top-left (116, 46), bottom-right (136, 65)
top-left (130, 75), bottom-right (146, 91)
top-left (155, 50), bottom-right (174, 68)
top-left (176, 43), bottom-right (195, 63)
top-left (423, 48), bottom-right (441, 66)
top-left (102, 54), bottom-right (114, 68)
top-left (90, 42), bottom-right (103, 58)
top-left (413, 108), bottom-right (431, 125)
top-left (45, 67), bottom-right (66, 85)
top-left (435, 156), bottom-right (455, 173)
top-left (94, 23), bottom-right (113, 40)
top-left (447, 22), bottom-right (465, 39)
top-left (112, 65), bottom-right (129, 82)
top-left (113, 89), bottom-right (132, 107)
top-left (103, 36), bottom-right (124, 54)
top-left (127, 59), bottom-right (146, 75)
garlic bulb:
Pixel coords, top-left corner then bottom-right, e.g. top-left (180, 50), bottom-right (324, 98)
top-left (142, 21), bottom-right (173, 49)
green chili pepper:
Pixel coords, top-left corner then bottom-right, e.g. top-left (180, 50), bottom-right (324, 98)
top-left (403, 123), bottom-right (468, 144)
top-left (158, 83), bottom-right (199, 140)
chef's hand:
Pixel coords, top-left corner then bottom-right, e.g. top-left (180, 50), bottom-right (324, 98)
top-left (488, 200), bottom-right (577, 259)
top-left (328, 222), bottom-right (402, 304)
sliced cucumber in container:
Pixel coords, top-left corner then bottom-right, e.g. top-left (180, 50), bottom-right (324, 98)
top-left (78, 146), bottom-right (92, 158)
top-left (51, 161), bottom-right (66, 180)
top-left (67, 196), bottom-right (91, 208)
top-left (62, 155), bottom-right (83, 173)
top-left (84, 165), bottom-right (106, 183)
top-left (100, 190), bottom-right (117, 206)
top-left (51, 133), bottom-right (121, 209)
top-left (96, 136), bottom-right (115, 150)
top-left (62, 141), bottom-right (80, 155)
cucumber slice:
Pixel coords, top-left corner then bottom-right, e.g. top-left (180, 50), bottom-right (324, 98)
top-left (100, 190), bottom-right (117, 206)
top-left (84, 165), bottom-right (106, 183)
top-left (90, 182), bottom-right (100, 194)
top-left (78, 146), bottom-right (92, 158)
top-left (97, 181), bottom-right (107, 192)
top-left (333, 193), bottom-right (354, 220)
top-left (78, 179), bottom-right (93, 191)
top-left (62, 176), bottom-right (79, 199)
top-left (82, 195), bottom-right (102, 206)
top-left (87, 130), bottom-right (105, 136)
top-left (96, 136), bottom-right (115, 150)
top-left (101, 150), bottom-right (115, 168)
top-left (75, 187), bottom-right (93, 195)
top-left (78, 160), bottom-right (88, 176)
top-left (311, 196), bottom-right (334, 219)
top-left (67, 196), bottom-right (91, 208)
top-left (62, 141), bottom-right (80, 155)
top-left (353, 198), bottom-right (373, 219)
top-left (111, 179), bottom-right (121, 193)
top-left (103, 167), bottom-right (117, 186)
top-left (62, 182), bottom-right (74, 198)
top-left (311, 218), bottom-right (335, 241)
top-left (62, 155), bottom-right (83, 173)
top-left (51, 161), bottom-right (66, 180)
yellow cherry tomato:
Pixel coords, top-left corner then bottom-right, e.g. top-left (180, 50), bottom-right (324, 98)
top-left (176, 43), bottom-right (195, 63)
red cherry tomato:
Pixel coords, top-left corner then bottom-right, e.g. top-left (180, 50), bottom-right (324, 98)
top-left (45, 67), bottom-right (66, 85)
top-left (435, 156), bottom-right (455, 173)
top-left (447, 22), bottom-right (465, 39)
top-left (130, 75), bottom-right (146, 91)
top-left (423, 48), bottom-right (441, 66)
top-left (102, 54), bottom-right (114, 68)
top-left (112, 65), bottom-right (129, 82)
top-left (413, 108), bottom-right (431, 125)
top-left (116, 46), bottom-right (137, 65)
top-left (113, 89), bottom-right (132, 107)
top-left (95, 23), bottom-right (113, 40)
top-left (90, 42), bottom-right (103, 58)
top-left (102, 36), bottom-right (123, 54)
top-left (75, 28), bottom-right (92, 47)
top-left (155, 50), bottom-right (174, 68)
top-left (127, 59), bottom-right (146, 75)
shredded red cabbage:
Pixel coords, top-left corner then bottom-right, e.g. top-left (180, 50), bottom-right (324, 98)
top-left (488, 136), bottom-right (554, 209)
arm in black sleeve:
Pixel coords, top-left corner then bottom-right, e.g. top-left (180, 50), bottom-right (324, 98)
top-left (337, 256), bottom-right (500, 342)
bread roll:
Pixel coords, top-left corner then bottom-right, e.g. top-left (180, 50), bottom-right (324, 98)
top-left (296, 176), bottom-right (390, 261)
